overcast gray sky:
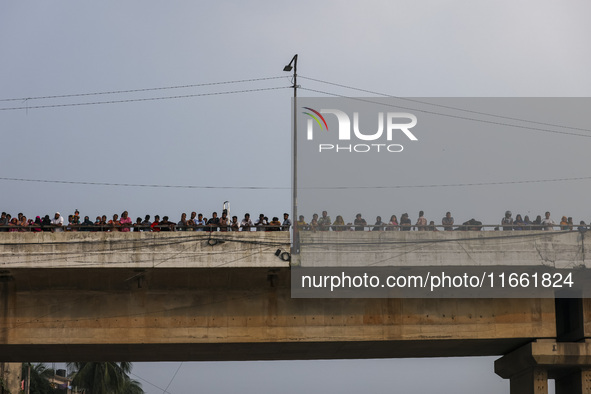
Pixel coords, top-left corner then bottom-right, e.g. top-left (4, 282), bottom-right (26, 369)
top-left (3, 0), bottom-right (591, 392)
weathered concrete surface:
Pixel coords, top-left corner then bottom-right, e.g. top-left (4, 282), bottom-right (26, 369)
top-left (0, 266), bottom-right (556, 362)
top-left (0, 230), bottom-right (586, 269)
top-left (0, 232), bottom-right (291, 268)
top-left (298, 230), bottom-right (588, 268)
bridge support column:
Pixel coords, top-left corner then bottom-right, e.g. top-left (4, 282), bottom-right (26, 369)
top-left (555, 368), bottom-right (591, 394)
top-left (0, 362), bottom-right (22, 394)
top-left (509, 368), bottom-right (547, 394)
top-left (496, 341), bottom-right (591, 394)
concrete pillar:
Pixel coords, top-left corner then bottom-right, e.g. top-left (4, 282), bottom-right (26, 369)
top-left (0, 362), bottom-right (22, 394)
top-left (509, 367), bottom-right (547, 394)
top-left (497, 342), bottom-right (591, 394)
top-left (555, 368), bottom-right (591, 394)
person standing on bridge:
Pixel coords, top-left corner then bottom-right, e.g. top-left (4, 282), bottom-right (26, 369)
top-left (188, 212), bottom-right (197, 230)
top-left (400, 213), bottom-right (411, 231)
top-left (0, 212), bottom-right (7, 232)
top-left (159, 216), bottom-right (176, 231)
top-left (231, 216), bottom-right (240, 231)
top-left (354, 213), bottom-right (367, 231)
top-left (532, 215), bottom-right (543, 230)
top-left (281, 213), bottom-right (291, 231)
top-left (501, 211), bottom-right (513, 231)
top-left (415, 211), bottom-right (427, 231)
top-left (442, 212), bottom-right (454, 231)
top-left (523, 215), bottom-right (532, 230)
top-left (207, 212), bottom-right (220, 232)
top-left (560, 216), bottom-right (569, 230)
top-left (42, 215), bottom-right (52, 232)
top-left (141, 215), bottom-right (152, 231)
top-left (318, 211), bottom-right (332, 231)
top-left (177, 213), bottom-right (189, 231)
top-left (373, 216), bottom-right (386, 231)
top-left (255, 214), bottom-right (267, 231)
top-left (240, 213), bottom-right (253, 231)
top-left (542, 211), bottom-right (556, 230)
top-left (513, 214), bottom-right (525, 231)
top-left (219, 211), bottom-right (230, 232)
top-left (269, 216), bottom-right (282, 231)
top-left (194, 213), bottom-right (206, 231)
top-left (151, 215), bottom-right (161, 232)
top-left (387, 215), bottom-right (399, 231)
top-left (297, 215), bottom-right (308, 231)
top-left (120, 211), bottom-right (132, 232)
top-left (81, 216), bottom-right (94, 231)
top-left (108, 214), bottom-right (121, 232)
top-left (51, 212), bottom-right (64, 232)
top-left (309, 213), bottom-right (319, 232)
top-left (332, 215), bottom-right (346, 231)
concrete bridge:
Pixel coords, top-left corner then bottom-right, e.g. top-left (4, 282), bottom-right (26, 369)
top-left (1, 230), bottom-right (591, 393)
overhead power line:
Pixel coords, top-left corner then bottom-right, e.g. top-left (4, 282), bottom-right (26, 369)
top-left (0, 86), bottom-right (290, 111)
top-left (129, 372), bottom-right (173, 394)
top-left (162, 363), bottom-right (183, 394)
top-left (300, 75), bottom-right (591, 134)
top-left (0, 76), bottom-right (286, 102)
top-left (1, 175), bottom-right (590, 189)
top-left (3, 73), bottom-right (587, 140)
top-left (299, 87), bottom-right (591, 139)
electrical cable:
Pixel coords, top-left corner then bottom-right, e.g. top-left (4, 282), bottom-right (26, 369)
top-left (299, 87), bottom-right (591, 139)
top-left (128, 371), bottom-right (173, 394)
top-left (1, 175), bottom-right (590, 189)
top-left (0, 76), bottom-right (285, 102)
top-left (162, 362), bottom-right (183, 394)
top-left (0, 86), bottom-right (290, 111)
top-left (299, 75), bottom-right (591, 133)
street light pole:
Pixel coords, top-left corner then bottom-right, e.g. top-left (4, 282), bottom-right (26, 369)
top-left (283, 54), bottom-right (299, 257)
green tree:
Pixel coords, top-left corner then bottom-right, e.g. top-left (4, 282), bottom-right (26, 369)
top-left (68, 362), bottom-right (143, 394)
top-left (22, 363), bottom-right (59, 394)
top-left (120, 377), bottom-right (143, 394)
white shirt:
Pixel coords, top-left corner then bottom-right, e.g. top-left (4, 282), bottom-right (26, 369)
top-left (194, 218), bottom-right (206, 231)
top-left (541, 218), bottom-right (556, 230)
top-left (51, 216), bottom-right (64, 232)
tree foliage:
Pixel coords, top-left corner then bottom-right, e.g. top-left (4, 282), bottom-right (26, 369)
top-left (21, 363), bottom-right (59, 394)
top-left (68, 362), bottom-right (143, 394)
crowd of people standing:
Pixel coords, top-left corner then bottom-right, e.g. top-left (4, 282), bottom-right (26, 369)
top-left (1, 209), bottom-right (588, 233)
top-left (295, 210), bottom-right (588, 232)
top-left (0, 210), bottom-right (292, 232)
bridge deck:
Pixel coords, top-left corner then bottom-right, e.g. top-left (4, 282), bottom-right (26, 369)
top-left (0, 231), bottom-right (588, 362)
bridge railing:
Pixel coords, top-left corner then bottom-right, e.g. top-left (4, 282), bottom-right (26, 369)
top-left (0, 224), bottom-right (291, 232)
top-left (295, 223), bottom-right (590, 232)
top-left (0, 223), bottom-right (588, 232)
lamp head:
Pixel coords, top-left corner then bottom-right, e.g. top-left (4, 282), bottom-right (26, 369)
top-left (283, 54), bottom-right (297, 72)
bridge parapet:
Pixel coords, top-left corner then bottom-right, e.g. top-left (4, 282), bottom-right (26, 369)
top-left (0, 230), bottom-right (586, 269)
top-left (0, 232), bottom-right (290, 269)
top-left (298, 230), bottom-right (587, 268)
